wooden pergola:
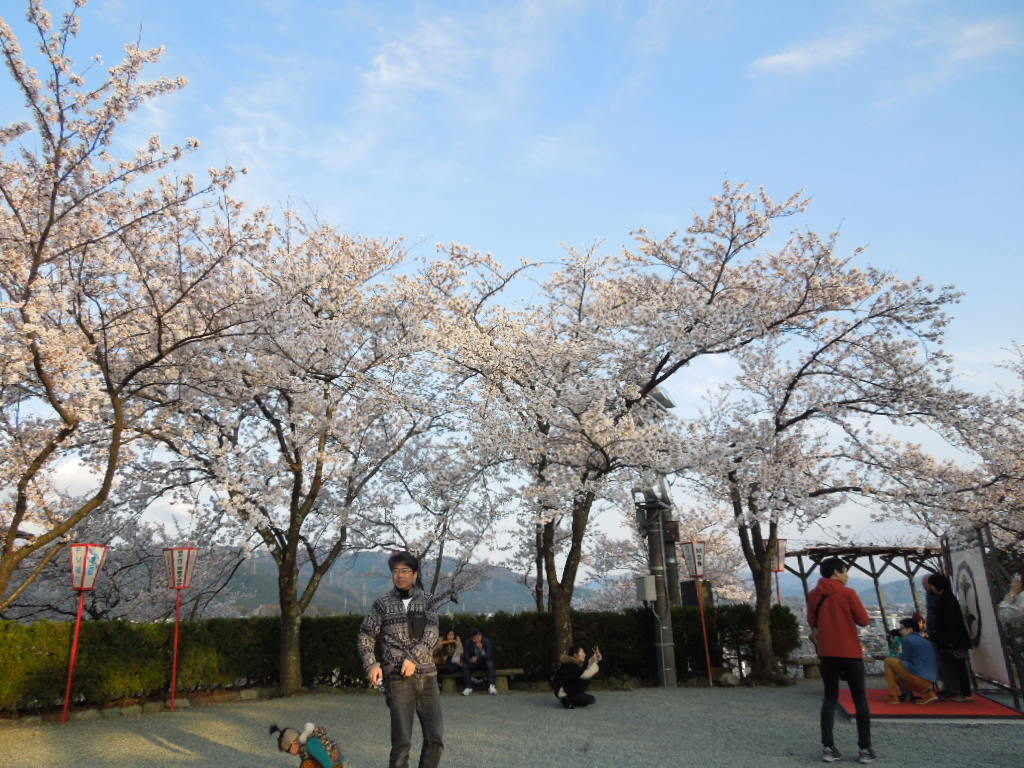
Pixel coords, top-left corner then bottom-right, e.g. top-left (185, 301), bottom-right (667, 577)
top-left (785, 545), bottom-right (943, 631)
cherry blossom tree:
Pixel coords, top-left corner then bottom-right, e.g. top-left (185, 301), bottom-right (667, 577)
top-left (579, 501), bottom-right (750, 610)
top-left (873, 346), bottom-right (1024, 558)
top-left (352, 433), bottom-right (514, 601)
top-left (0, 501), bottom-right (250, 622)
top-left (140, 218), bottom-right (480, 694)
top-left (0, 1), bottom-right (267, 611)
top-left (442, 182), bottom-right (888, 659)
top-left (680, 266), bottom-right (961, 679)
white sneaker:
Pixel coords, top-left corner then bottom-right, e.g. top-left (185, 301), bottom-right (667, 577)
top-left (461, 687), bottom-right (472, 696)
top-left (488, 684), bottom-right (498, 695)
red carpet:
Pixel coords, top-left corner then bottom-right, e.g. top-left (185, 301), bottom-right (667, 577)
top-left (839, 688), bottom-right (1023, 719)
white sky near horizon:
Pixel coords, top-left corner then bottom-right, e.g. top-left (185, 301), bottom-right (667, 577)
top-left (3, 0), bottom-right (1022, 554)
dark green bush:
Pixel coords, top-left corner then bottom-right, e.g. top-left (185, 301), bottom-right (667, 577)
top-left (769, 603), bottom-right (800, 660)
top-left (0, 602), bottom-right (797, 712)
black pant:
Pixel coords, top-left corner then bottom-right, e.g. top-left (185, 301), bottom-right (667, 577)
top-left (436, 661), bottom-right (461, 676)
top-left (462, 657), bottom-right (496, 687)
top-left (939, 649), bottom-right (972, 697)
top-left (387, 675), bottom-right (444, 768)
top-left (564, 677), bottom-right (596, 707)
top-left (820, 657), bottom-right (871, 750)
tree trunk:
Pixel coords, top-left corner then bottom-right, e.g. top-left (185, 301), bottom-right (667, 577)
top-left (541, 491), bottom-right (594, 662)
top-left (278, 558), bottom-right (303, 695)
top-left (542, 519), bottom-right (574, 661)
top-left (533, 523), bottom-right (544, 611)
top-left (549, 581), bottom-right (573, 662)
top-left (750, 563), bottom-right (778, 679)
top-left (735, 509), bottom-right (786, 683)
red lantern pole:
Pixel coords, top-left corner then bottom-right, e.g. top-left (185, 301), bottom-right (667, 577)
top-left (682, 540), bottom-right (714, 687)
top-left (62, 543), bottom-right (108, 724)
top-left (164, 546), bottom-right (198, 710)
top-left (171, 589), bottom-right (183, 710)
top-left (695, 575), bottom-right (714, 687)
top-left (61, 590), bottom-right (86, 725)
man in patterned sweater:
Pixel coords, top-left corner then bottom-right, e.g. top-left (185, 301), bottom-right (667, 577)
top-left (358, 551), bottom-right (444, 768)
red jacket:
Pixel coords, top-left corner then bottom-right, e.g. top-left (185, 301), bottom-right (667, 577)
top-left (807, 576), bottom-right (870, 658)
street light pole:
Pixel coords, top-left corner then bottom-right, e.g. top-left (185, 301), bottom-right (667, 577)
top-left (655, 476), bottom-right (682, 608)
top-left (634, 487), bottom-right (677, 688)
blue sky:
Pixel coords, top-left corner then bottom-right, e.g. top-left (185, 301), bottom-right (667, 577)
top-left (3, 1), bottom-right (1022, 544)
top-left (3, 1), bottom-right (1020, 371)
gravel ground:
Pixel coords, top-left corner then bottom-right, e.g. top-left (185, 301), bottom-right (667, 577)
top-left (2, 678), bottom-right (1020, 767)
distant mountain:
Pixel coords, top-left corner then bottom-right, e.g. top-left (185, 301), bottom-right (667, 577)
top-left (219, 551), bottom-right (563, 617)
top-left (771, 571), bottom-right (923, 611)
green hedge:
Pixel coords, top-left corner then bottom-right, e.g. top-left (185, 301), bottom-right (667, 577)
top-left (0, 604), bottom-right (798, 712)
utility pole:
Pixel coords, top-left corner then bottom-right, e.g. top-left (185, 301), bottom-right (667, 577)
top-left (655, 476), bottom-right (682, 608)
top-left (634, 485), bottom-right (677, 688)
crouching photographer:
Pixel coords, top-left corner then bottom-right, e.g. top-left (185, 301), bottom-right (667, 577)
top-left (554, 645), bottom-right (602, 709)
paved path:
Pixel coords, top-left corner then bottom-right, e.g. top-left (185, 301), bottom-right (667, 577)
top-left (1, 679), bottom-right (1019, 767)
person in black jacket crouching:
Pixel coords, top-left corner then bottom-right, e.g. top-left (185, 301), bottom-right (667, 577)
top-left (555, 645), bottom-right (602, 708)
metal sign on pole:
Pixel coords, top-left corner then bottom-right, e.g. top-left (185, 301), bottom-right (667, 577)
top-left (682, 540), bottom-right (713, 686)
top-left (164, 546), bottom-right (199, 711)
top-left (62, 543), bottom-right (109, 724)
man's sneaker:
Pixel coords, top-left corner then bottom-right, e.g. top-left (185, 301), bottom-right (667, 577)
top-left (917, 690), bottom-right (939, 705)
top-left (488, 684), bottom-right (498, 695)
top-left (821, 745), bottom-right (842, 762)
top-left (461, 687), bottom-right (472, 696)
top-left (858, 747), bottom-right (877, 764)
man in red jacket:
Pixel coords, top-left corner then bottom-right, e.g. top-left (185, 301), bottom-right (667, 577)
top-left (808, 558), bottom-right (875, 764)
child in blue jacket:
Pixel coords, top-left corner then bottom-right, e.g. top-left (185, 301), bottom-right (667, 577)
top-left (269, 722), bottom-right (345, 768)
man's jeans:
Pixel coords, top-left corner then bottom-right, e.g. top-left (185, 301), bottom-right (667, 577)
top-left (462, 657), bottom-right (496, 688)
top-left (820, 657), bottom-right (871, 750)
top-left (388, 674), bottom-right (444, 768)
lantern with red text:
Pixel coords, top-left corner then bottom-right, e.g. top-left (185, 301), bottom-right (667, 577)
top-left (763, 538), bottom-right (787, 605)
top-left (70, 543), bottom-right (109, 590)
top-left (163, 546), bottom-right (199, 710)
top-left (62, 543), bottom-right (110, 724)
top-left (164, 546), bottom-right (198, 589)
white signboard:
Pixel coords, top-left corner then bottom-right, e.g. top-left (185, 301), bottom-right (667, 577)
top-left (948, 534), bottom-right (1010, 688)
top-left (681, 541), bottom-right (706, 579)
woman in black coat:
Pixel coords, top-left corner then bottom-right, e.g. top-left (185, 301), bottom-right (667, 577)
top-left (924, 573), bottom-right (973, 701)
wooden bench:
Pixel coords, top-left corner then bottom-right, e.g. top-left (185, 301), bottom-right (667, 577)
top-left (438, 668), bottom-right (525, 694)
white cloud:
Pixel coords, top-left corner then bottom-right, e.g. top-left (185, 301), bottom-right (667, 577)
top-left (874, 17), bottom-right (1021, 107)
top-left (948, 21), bottom-right (1019, 63)
top-left (750, 28), bottom-right (886, 77)
top-left (522, 127), bottom-right (603, 174)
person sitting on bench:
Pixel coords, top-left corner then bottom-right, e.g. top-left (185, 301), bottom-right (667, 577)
top-left (434, 629), bottom-right (463, 676)
top-left (461, 628), bottom-right (497, 695)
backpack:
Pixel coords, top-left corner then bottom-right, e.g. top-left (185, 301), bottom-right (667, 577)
top-left (809, 594), bottom-right (830, 651)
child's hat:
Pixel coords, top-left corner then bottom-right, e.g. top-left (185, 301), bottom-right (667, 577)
top-left (269, 723), bottom-right (300, 751)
